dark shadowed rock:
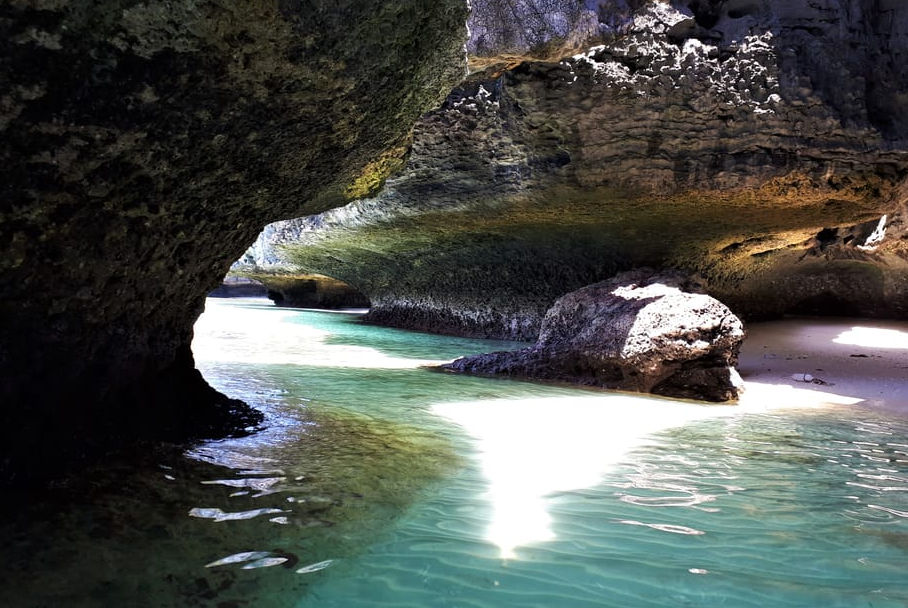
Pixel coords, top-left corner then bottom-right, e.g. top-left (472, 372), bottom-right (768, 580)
top-left (259, 273), bottom-right (370, 309)
top-left (0, 0), bottom-right (468, 486)
top-left (443, 270), bottom-right (746, 401)
top-left (208, 276), bottom-right (267, 298)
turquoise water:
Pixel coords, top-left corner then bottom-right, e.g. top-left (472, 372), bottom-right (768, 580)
top-left (2, 298), bottom-right (907, 607)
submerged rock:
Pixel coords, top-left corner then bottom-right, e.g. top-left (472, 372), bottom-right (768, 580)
top-left (443, 271), bottom-right (745, 402)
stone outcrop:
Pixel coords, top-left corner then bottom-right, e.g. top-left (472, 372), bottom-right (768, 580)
top-left (466, 0), bottom-right (599, 59)
top-left (442, 270), bottom-right (746, 401)
top-left (245, 0), bottom-right (908, 341)
top-left (258, 273), bottom-right (370, 308)
top-left (208, 276), bottom-right (267, 298)
top-left (0, 0), bottom-right (468, 485)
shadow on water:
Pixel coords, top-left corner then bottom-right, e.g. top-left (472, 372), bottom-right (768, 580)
top-left (0, 366), bottom-right (460, 608)
top-left (291, 309), bottom-right (527, 362)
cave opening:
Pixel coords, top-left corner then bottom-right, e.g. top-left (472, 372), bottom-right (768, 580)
top-left (208, 275), bottom-right (268, 298)
top-left (788, 292), bottom-right (861, 317)
top-left (210, 271), bottom-right (371, 311)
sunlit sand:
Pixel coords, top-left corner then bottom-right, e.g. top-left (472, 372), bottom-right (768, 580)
top-left (738, 318), bottom-right (908, 415)
top-left (833, 326), bottom-right (908, 350)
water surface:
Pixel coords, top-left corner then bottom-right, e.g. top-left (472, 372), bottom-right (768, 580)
top-left (2, 298), bottom-right (906, 607)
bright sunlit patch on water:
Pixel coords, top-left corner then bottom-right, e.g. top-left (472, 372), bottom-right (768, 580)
top-left (193, 298), bottom-right (446, 368)
top-left (195, 299), bottom-right (877, 563)
top-left (188, 506), bottom-right (289, 522)
top-left (617, 519), bottom-right (705, 535)
top-left (432, 390), bottom-right (836, 559)
top-left (296, 559), bottom-right (336, 574)
top-left (205, 551), bottom-right (275, 568)
top-left (433, 379), bottom-right (867, 560)
top-left (833, 326), bottom-right (908, 350)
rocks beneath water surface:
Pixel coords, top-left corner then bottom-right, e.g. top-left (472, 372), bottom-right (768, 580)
top-left (443, 271), bottom-right (746, 402)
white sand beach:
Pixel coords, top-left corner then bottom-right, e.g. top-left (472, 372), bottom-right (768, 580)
top-left (737, 318), bottom-right (908, 416)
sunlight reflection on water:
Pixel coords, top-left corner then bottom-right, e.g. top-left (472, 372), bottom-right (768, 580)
top-left (431, 386), bottom-right (849, 559)
top-left (197, 299), bottom-right (874, 561)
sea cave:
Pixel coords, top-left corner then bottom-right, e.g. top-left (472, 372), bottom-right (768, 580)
top-left (2, 1), bottom-right (908, 606)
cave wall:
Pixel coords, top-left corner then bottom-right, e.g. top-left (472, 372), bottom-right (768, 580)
top-left (241, 0), bottom-right (908, 340)
top-left (0, 0), bottom-right (469, 485)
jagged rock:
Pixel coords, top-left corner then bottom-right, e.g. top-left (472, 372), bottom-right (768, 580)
top-left (442, 270), bottom-right (746, 402)
top-left (247, 0), bottom-right (908, 341)
top-left (0, 0), bottom-right (468, 486)
top-left (467, 0), bottom-right (600, 59)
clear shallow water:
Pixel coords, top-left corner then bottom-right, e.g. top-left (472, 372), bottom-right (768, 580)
top-left (2, 298), bottom-right (907, 607)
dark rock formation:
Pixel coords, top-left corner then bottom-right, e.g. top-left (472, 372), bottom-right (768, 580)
top-left (442, 270), bottom-right (746, 401)
top-left (256, 273), bottom-right (370, 309)
top-left (243, 0), bottom-right (908, 340)
top-left (467, 0), bottom-right (599, 59)
top-left (0, 0), bottom-right (468, 485)
top-left (228, 219), bottom-right (370, 308)
top-left (208, 276), bottom-right (267, 298)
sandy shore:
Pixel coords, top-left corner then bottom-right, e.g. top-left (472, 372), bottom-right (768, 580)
top-left (737, 318), bottom-right (908, 416)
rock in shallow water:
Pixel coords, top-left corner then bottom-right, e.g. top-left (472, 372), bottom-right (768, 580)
top-left (443, 270), bottom-right (745, 402)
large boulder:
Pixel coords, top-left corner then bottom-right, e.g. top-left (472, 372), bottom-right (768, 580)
top-left (443, 270), bottom-right (746, 401)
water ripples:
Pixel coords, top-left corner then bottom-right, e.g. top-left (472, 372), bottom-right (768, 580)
top-left (5, 302), bottom-right (907, 608)
top-left (199, 306), bottom-right (908, 607)
top-left (297, 408), bottom-right (908, 608)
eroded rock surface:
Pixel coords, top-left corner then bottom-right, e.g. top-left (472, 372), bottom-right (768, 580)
top-left (0, 0), bottom-right (468, 485)
top-left (443, 270), bottom-right (746, 401)
top-left (260, 273), bottom-right (370, 309)
top-left (245, 0), bottom-right (908, 340)
top-left (208, 276), bottom-right (267, 298)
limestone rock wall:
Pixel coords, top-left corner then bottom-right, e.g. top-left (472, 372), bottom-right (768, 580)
top-left (0, 0), bottom-right (469, 485)
top-left (253, 0), bottom-right (908, 339)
